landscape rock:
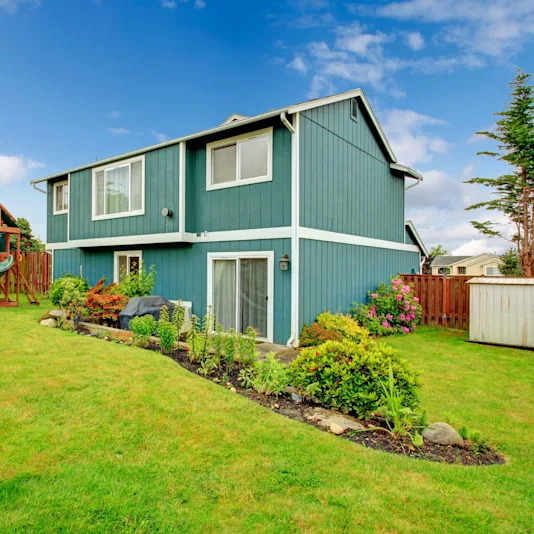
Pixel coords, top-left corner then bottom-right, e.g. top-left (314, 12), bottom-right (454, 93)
top-left (304, 407), bottom-right (365, 432)
top-left (229, 387), bottom-right (237, 393)
top-left (330, 423), bottom-right (345, 435)
top-left (48, 310), bottom-right (65, 319)
top-left (273, 403), bottom-right (280, 409)
top-left (40, 318), bottom-right (58, 328)
top-left (423, 422), bottom-right (464, 447)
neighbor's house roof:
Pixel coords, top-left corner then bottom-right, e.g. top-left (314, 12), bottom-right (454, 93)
top-left (431, 253), bottom-right (503, 268)
top-left (30, 88), bottom-right (422, 187)
top-left (405, 220), bottom-right (428, 257)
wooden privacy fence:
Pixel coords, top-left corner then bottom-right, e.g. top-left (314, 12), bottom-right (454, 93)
top-left (401, 274), bottom-right (472, 330)
top-left (7, 252), bottom-right (52, 295)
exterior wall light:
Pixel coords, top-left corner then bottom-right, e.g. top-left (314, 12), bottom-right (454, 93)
top-left (279, 254), bottom-right (290, 271)
top-left (162, 207), bottom-right (173, 218)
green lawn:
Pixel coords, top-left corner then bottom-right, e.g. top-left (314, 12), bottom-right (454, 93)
top-left (1, 300), bottom-right (533, 533)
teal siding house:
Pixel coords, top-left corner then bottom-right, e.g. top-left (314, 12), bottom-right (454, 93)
top-left (32, 89), bottom-right (426, 345)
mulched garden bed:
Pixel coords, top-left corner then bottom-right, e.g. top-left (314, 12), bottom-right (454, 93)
top-left (76, 326), bottom-right (505, 466)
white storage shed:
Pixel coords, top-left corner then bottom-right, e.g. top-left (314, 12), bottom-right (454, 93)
top-left (468, 278), bottom-right (534, 349)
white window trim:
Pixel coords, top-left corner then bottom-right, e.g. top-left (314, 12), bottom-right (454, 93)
top-left (53, 180), bottom-right (69, 215)
top-left (207, 251), bottom-right (274, 342)
top-left (114, 250), bottom-right (143, 283)
top-left (92, 155), bottom-right (145, 222)
top-left (485, 265), bottom-right (502, 276)
top-left (206, 127), bottom-right (273, 192)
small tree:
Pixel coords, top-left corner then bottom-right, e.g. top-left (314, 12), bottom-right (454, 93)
top-left (499, 247), bottom-right (522, 276)
top-left (423, 244), bottom-right (449, 274)
top-left (465, 69), bottom-right (534, 277)
top-left (10, 217), bottom-right (45, 252)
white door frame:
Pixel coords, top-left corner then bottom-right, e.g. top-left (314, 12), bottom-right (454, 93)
top-left (207, 251), bottom-right (274, 342)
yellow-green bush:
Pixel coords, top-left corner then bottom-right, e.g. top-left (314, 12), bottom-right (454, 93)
top-left (290, 339), bottom-right (421, 418)
top-left (315, 311), bottom-right (369, 343)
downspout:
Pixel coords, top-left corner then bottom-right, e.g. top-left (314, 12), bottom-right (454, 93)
top-left (280, 111), bottom-right (299, 347)
top-left (31, 181), bottom-right (47, 194)
top-left (405, 176), bottom-right (421, 191)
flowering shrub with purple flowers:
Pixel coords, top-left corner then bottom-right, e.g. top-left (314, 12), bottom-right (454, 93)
top-left (351, 277), bottom-right (422, 336)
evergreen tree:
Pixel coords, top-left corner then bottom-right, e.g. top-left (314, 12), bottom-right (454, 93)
top-left (499, 247), bottom-right (522, 276)
top-left (465, 69), bottom-right (534, 277)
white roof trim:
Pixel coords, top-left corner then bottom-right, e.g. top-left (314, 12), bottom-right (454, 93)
top-left (405, 220), bottom-right (428, 257)
top-left (32, 88), bottom-right (403, 185)
top-left (391, 163), bottom-right (423, 181)
top-left (221, 113), bottom-right (248, 125)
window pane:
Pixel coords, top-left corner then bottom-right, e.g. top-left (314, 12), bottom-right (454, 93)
top-left (131, 160), bottom-right (142, 211)
top-left (105, 165), bottom-right (129, 215)
top-left (213, 260), bottom-right (236, 330)
top-left (95, 171), bottom-right (105, 216)
top-left (55, 185), bottom-right (63, 211)
top-left (212, 144), bottom-right (236, 185)
top-left (63, 184), bottom-right (69, 210)
top-left (240, 136), bottom-right (268, 181)
top-left (128, 256), bottom-right (140, 275)
top-left (239, 258), bottom-right (268, 337)
top-left (118, 255), bottom-right (127, 283)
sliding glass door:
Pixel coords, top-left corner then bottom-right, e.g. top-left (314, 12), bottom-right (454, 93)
top-left (210, 253), bottom-right (272, 340)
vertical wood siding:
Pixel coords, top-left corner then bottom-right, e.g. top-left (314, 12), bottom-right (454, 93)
top-left (69, 145), bottom-right (180, 240)
top-left (47, 178), bottom-right (68, 243)
top-left (299, 99), bottom-right (405, 242)
top-left (185, 118), bottom-right (292, 234)
top-left (53, 239), bottom-right (291, 344)
top-left (299, 239), bottom-right (419, 327)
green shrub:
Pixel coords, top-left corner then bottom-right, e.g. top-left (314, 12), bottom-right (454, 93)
top-left (158, 305), bottom-right (177, 354)
top-left (118, 261), bottom-right (156, 298)
top-left (59, 279), bottom-right (87, 319)
top-left (351, 277), bottom-right (422, 336)
top-left (290, 339), bottom-right (421, 419)
top-left (49, 274), bottom-right (89, 307)
top-left (299, 311), bottom-right (369, 347)
top-left (252, 353), bottom-right (289, 396)
top-left (129, 315), bottom-right (156, 348)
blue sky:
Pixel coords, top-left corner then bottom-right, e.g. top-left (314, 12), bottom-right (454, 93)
top-left (1, 0), bottom-right (534, 254)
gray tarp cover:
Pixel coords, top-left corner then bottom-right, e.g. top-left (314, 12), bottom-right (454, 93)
top-left (119, 296), bottom-right (175, 330)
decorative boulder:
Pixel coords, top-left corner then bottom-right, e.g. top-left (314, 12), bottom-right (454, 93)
top-left (40, 318), bottom-right (58, 328)
top-left (423, 422), bottom-right (464, 447)
top-left (118, 296), bottom-right (175, 330)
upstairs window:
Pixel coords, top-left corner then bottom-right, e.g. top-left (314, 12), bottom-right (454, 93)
top-left (53, 181), bottom-right (69, 215)
top-left (92, 155), bottom-right (144, 221)
top-left (206, 127), bottom-right (272, 191)
top-left (458, 266), bottom-right (467, 275)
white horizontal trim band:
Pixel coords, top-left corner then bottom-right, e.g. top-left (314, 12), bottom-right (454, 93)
top-left (46, 227), bottom-right (417, 252)
top-left (46, 227), bottom-right (292, 250)
top-left (299, 227), bottom-right (420, 253)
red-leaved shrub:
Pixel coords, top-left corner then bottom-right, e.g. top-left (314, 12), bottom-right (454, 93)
top-left (86, 277), bottom-right (129, 321)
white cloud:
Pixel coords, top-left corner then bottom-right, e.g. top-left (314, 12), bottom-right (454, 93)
top-left (462, 163), bottom-right (475, 178)
top-left (151, 129), bottom-right (170, 143)
top-left (359, 0), bottom-right (534, 58)
top-left (194, 0), bottom-right (206, 8)
top-left (108, 127), bottom-right (130, 135)
top-left (335, 22), bottom-right (393, 56)
top-left (0, 0), bottom-right (39, 14)
top-left (161, 0), bottom-right (177, 8)
top-left (287, 55), bottom-right (308, 74)
top-left (0, 154), bottom-right (44, 185)
top-left (106, 110), bottom-right (120, 120)
top-left (380, 109), bottom-right (449, 166)
top-left (405, 31), bottom-right (424, 51)
top-left (467, 123), bottom-right (496, 143)
top-left (451, 239), bottom-right (502, 255)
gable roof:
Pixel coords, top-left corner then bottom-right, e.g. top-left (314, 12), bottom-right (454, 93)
top-left (30, 88), bottom-right (420, 186)
top-left (431, 255), bottom-right (471, 267)
top-left (0, 203), bottom-right (17, 227)
top-left (431, 253), bottom-right (503, 268)
top-left (405, 220), bottom-right (428, 257)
